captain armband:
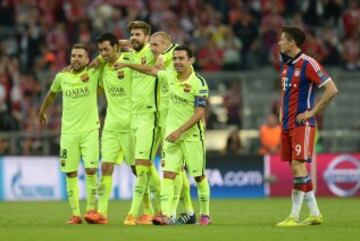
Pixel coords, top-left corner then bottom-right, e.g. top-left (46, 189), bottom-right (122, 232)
top-left (194, 96), bottom-right (207, 108)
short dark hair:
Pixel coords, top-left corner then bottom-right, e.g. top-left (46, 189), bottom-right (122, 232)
top-left (174, 45), bottom-right (194, 58)
top-left (127, 21), bottom-right (151, 36)
top-left (96, 33), bottom-right (118, 46)
top-left (72, 43), bottom-right (89, 55)
top-left (282, 26), bottom-right (306, 47)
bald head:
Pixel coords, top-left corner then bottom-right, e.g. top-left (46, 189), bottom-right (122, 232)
top-left (150, 31), bottom-right (172, 57)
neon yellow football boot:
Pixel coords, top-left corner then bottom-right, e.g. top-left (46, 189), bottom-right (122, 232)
top-left (300, 214), bottom-right (323, 225)
top-left (276, 216), bottom-right (301, 227)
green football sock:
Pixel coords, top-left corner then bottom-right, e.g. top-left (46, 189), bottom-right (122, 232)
top-left (148, 165), bottom-right (161, 214)
top-left (161, 178), bottom-right (174, 217)
top-left (181, 170), bottom-right (194, 215)
top-left (171, 171), bottom-right (183, 217)
top-left (142, 187), bottom-right (154, 215)
top-left (66, 176), bottom-right (80, 216)
top-left (129, 165), bottom-right (150, 217)
top-left (197, 176), bottom-right (210, 216)
top-left (98, 175), bottom-right (113, 216)
top-left (85, 174), bottom-right (98, 211)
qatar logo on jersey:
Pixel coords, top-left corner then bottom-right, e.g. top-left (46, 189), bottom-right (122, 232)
top-left (324, 155), bottom-right (360, 197)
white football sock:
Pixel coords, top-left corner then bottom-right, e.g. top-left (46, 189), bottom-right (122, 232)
top-left (304, 191), bottom-right (320, 216)
top-left (290, 189), bottom-right (305, 219)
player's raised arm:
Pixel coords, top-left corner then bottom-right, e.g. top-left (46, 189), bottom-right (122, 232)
top-left (114, 61), bottom-right (162, 77)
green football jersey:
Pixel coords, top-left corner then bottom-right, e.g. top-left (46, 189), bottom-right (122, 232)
top-left (50, 68), bottom-right (100, 134)
top-left (157, 43), bottom-right (178, 127)
top-left (157, 69), bottom-right (209, 141)
top-left (100, 52), bottom-right (133, 131)
top-left (131, 43), bottom-right (157, 114)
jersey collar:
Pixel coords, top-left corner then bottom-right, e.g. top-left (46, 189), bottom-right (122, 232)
top-left (291, 51), bottom-right (303, 64)
top-left (280, 51), bottom-right (303, 65)
top-left (177, 68), bottom-right (194, 83)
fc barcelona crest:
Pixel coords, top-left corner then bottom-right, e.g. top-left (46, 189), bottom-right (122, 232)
top-left (81, 73), bottom-right (89, 82)
top-left (141, 57), bottom-right (147, 65)
top-left (117, 70), bottom-right (124, 79)
top-left (294, 69), bottom-right (300, 77)
top-left (183, 83), bottom-right (192, 93)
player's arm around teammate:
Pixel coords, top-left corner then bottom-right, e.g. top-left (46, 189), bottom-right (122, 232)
top-left (39, 44), bottom-right (100, 224)
top-left (136, 46), bottom-right (211, 225)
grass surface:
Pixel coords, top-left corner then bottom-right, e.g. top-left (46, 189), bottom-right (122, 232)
top-left (0, 198), bottom-right (359, 241)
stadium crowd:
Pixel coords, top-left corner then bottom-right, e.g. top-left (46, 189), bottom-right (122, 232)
top-left (0, 0), bottom-right (359, 154)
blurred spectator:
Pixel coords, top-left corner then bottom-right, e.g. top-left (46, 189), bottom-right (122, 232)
top-left (302, 30), bottom-right (328, 63)
top-left (221, 27), bottom-right (242, 70)
top-left (301, 0), bottom-right (323, 26)
top-left (342, 27), bottom-right (360, 70)
top-left (322, 0), bottom-right (343, 26)
top-left (225, 128), bottom-right (242, 154)
top-left (223, 81), bottom-right (242, 128)
top-left (341, 0), bottom-right (360, 38)
top-left (232, 8), bottom-right (259, 69)
top-left (320, 24), bottom-right (341, 65)
top-left (197, 34), bottom-right (224, 71)
top-left (260, 6), bottom-right (284, 56)
top-left (259, 113), bottom-right (281, 155)
top-left (0, 0), bottom-right (360, 156)
top-left (205, 101), bottom-right (221, 130)
top-left (0, 0), bottom-right (15, 26)
top-left (0, 137), bottom-right (10, 155)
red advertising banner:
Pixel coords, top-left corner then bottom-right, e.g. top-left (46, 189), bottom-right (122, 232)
top-left (268, 153), bottom-right (360, 197)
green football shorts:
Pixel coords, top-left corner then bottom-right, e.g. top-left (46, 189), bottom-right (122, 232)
top-left (101, 129), bottom-right (135, 166)
top-left (131, 112), bottom-right (159, 161)
top-left (59, 129), bottom-right (99, 173)
top-left (162, 140), bottom-right (206, 177)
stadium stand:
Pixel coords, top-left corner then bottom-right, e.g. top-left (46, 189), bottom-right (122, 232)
top-left (0, 0), bottom-right (360, 154)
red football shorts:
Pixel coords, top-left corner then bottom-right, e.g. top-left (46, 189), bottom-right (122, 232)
top-left (281, 125), bottom-right (316, 162)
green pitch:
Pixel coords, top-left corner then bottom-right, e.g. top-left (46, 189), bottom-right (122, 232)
top-left (0, 198), bottom-right (359, 241)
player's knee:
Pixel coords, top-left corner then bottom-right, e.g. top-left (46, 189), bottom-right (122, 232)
top-left (66, 171), bottom-right (77, 178)
top-left (291, 160), bottom-right (306, 176)
top-left (85, 168), bottom-right (97, 175)
top-left (163, 171), bottom-right (177, 180)
top-left (101, 162), bottom-right (114, 175)
top-left (194, 175), bottom-right (205, 183)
